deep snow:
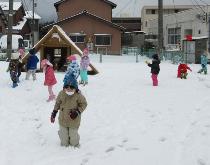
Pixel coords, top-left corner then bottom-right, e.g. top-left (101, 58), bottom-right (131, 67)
top-left (0, 55), bottom-right (210, 165)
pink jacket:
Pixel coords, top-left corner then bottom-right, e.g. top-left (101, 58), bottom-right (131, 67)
top-left (44, 65), bottom-right (57, 86)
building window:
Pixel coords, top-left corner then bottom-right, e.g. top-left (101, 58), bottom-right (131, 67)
top-left (168, 27), bottom-right (181, 44)
top-left (95, 35), bottom-right (111, 46)
top-left (152, 10), bottom-right (156, 14)
top-left (184, 29), bottom-right (192, 35)
top-left (145, 21), bottom-right (147, 27)
top-left (69, 35), bottom-right (85, 43)
top-left (175, 9), bottom-right (179, 13)
top-left (54, 49), bottom-right (61, 57)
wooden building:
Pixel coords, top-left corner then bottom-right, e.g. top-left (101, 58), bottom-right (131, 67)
top-left (43, 0), bottom-right (125, 55)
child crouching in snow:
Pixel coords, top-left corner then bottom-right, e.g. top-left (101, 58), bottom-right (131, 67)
top-left (79, 48), bottom-right (90, 86)
top-left (145, 54), bottom-right (160, 86)
top-left (177, 63), bottom-right (192, 79)
top-left (41, 58), bottom-right (57, 102)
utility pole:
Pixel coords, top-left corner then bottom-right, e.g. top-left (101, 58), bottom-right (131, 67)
top-left (32, 0), bottom-right (35, 47)
top-left (158, 0), bottom-right (164, 55)
top-left (7, 0), bottom-right (13, 60)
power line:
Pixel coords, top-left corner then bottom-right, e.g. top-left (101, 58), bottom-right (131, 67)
top-left (192, 0), bottom-right (206, 13)
top-left (114, 0), bottom-right (133, 17)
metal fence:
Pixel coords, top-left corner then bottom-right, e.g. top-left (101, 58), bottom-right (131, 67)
top-left (122, 47), bottom-right (184, 64)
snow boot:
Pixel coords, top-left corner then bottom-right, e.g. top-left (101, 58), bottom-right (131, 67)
top-left (12, 82), bottom-right (18, 88)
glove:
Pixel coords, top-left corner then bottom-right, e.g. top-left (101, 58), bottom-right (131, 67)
top-left (50, 110), bottom-right (58, 123)
top-left (69, 110), bottom-right (81, 120)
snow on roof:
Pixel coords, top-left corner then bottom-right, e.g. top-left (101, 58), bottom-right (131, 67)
top-left (25, 11), bottom-right (41, 20)
top-left (0, 2), bottom-right (22, 11)
top-left (12, 17), bottom-right (27, 30)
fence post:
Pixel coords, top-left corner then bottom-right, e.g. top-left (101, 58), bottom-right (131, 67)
top-left (136, 51), bottom-right (139, 63)
top-left (100, 53), bottom-right (102, 63)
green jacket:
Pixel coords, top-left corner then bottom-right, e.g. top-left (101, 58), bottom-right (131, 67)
top-left (53, 90), bottom-right (87, 128)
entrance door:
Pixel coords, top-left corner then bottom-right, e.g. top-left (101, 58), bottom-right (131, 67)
top-left (183, 41), bottom-right (195, 63)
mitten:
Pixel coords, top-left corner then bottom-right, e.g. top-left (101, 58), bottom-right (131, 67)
top-left (50, 110), bottom-right (58, 123)
top-left (69, 110), bottom-right (80, 120)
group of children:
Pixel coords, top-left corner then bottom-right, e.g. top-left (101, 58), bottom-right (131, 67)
top-left (146, 51), bottom-right (208, 86)
top-left (7, 47), bottom-right (90, 102)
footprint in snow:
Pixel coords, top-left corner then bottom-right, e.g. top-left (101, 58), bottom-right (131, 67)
top-left (105, 147), bottom-right (115, 153)
top-left (159, 137), bottom-right (167, 142)
top-left (197, 159), bottom-right (206, 165)
top-left (81, 158), bottom-right (89, 165)
top-left (126, 147), bottom-right (140, 151)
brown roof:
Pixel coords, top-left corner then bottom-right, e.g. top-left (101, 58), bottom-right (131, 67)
top-left (42, 10), bottom-right (126, 31)
top-left (54, 0), bottom-right (117, 10)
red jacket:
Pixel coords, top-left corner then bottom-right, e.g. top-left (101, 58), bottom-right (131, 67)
top-left (44, 66), bottom-right (57, 86)
top-left (177, 64), bottom-right (192, 78)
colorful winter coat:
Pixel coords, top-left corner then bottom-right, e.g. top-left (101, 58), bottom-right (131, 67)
top-left (200, 54), bottom-right (208, 67)
top-left (26, 54), bottom-right (39, 70)
top-left (148, 59), bottom-right (160, 75)
top-left (80, 56), bottom-right (90, 70)
top-left (44, 63), bottom-right (57, 86)
top-left (8, 60), bottom-right (19, 82)
top-left (177, 64), bottom-right (192, 78)
top-left (53, 90), bottom-right (87, 128)
top-left (63, 60), bottom-right (80, 86)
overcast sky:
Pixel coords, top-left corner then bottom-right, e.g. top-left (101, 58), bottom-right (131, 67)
top-left (11, 0), bottom-right (210, 23)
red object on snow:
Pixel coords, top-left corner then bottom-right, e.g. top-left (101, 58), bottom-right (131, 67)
top-left (177, 63), bottom-right (192, 78)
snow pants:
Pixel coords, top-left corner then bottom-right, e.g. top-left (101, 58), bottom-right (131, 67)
top-left (198, 64), bottom-right (207, 74)
top-left (58, 125), bottom-right (80, 147)
top-left (25, 69), bottom-right (37, 80)
top-left (151, 73), bottom-right (158, 86)
top-left (80, 69), bottom-right (88, 83)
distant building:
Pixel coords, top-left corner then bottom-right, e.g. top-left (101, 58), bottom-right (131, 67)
top-left (141, 5), bottom-right (194, 33)
top-left (0, 2), bottom-right (41, 44)
top-left (147, 6), bottom-right (210, 63)
top-left (112, 17), bottom-right (144, 48)
top-left (43, 0), bottom-right (125, 55)
top-left (0, 6), bottom-right (7, 36)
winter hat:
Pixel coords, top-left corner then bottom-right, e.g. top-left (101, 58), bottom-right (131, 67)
top-left (29, 48), bottom-right (35, 55)
top-left (63, 79), bottom-right (78, 90)
top-left (152, 54), bottom-right (159, 60)
top-left (83, 48), bottom-right (89, 56)
top-left (67, 55), bottom-right (77, 61)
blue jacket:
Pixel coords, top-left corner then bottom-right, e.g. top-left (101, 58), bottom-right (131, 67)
top-left (200, 55), bottom-right (208, 66)
top-left (26, 54), bottom-right (39, 70)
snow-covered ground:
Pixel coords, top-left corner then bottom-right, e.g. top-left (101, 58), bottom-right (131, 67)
top-left (0, 55), bottom-right (210, 165)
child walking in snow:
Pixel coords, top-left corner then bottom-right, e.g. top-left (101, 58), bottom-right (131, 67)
top-left (177, 63), bottom-right (192, 79)
top-left (198, 51), bottom-right (208, 74)
top-left (79, 48), bottom-right (90, 86)
top-left (7, 54), bottom-right (21, 88)
top-left (63, 55), bottom-right (80, 87)
top-left (146, 54), bottom-right (160, 86)
top-left (41, 58), bottom-right (57, 102)
top-left (25, 48), bottom-right (39, 81)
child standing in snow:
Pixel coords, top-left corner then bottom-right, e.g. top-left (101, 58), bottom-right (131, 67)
top-left (41, 58), bottom-right (57, 102)
top-left (63, 55), bottom-right (80, 87)
top-left (7, 54), bottom-right (20, 88)
top-left (146, 54), bottom-right (160, 86)
top-left (177, 63), bottom-right (192, 79)
top-left (79, 48), bottom-right (90, 86)
top-left (198, 51), bottom-right (208, 74)
top-left (25, 48), bottom-right (39, 81)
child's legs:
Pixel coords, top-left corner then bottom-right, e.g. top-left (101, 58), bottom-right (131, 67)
top-left (80, 70), bottom-right (87, 82)
top-left (58, 125), bottom-right (70, 146)
top-left (48, 85), bottom-right (54, 96)
top-left (32, 70), bottom-right (36, 80)
top-left (69, 128), bottom-right (80, 146)
top-left (151, 74), bottom-right (158, 86)
top-left (25, 70), bottom-right (32, 80)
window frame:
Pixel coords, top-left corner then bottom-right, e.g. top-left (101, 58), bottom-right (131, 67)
top-left (94, 34), bottom-right (112, 46)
